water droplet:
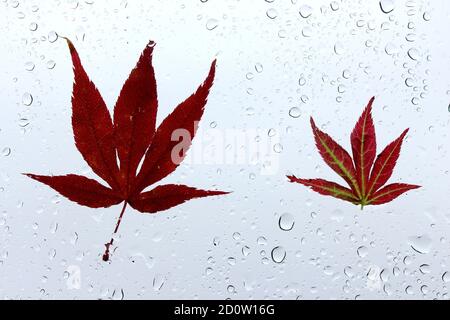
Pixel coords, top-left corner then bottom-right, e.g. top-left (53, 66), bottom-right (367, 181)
top-left (357, 246), bottom-right (368, 258)
top-left (330, 1), bottom-right (339, 11)
top-left (227, 285), bottom-right (236, 293)
top-left (342, 70), bottom-right (351, 79)
top-left (266, 8), bottom-right (278, 19)
top-left (289, 107), bottom-right (301, 118)
top-left (257, 236), bottom-right (267, 245)
top-left (422, 12), bottom-right (430, 21)
top-left (48, 31), bottom-right (58, 43)
top-left (22, 93), bottom-right (33, 106)
top-left (255, 63), bottom-right (263, 73)
top-left (278, 213), bottom-right (295, 231)
top-left (442, 272), bottom-right (450, 283)
top-left (420, 285), bottom-right (429, 294)
top-left (302, 26), bottom-right (313, 37)
top-left (334, 42), bottom-right (345, 55)
top-left (268, 128), bottom-right (277, 137)
top-left (299, 5), bottom-right (313, 18)
top-left (46, 60), bottom-right (56, 69)
top-left (29, 22), bottom-right (38, 31)
top-left (271, 246), bottom-right (286, 263)
top-left (206, 19), bottom-right (218, 31)
top-left (25, 61), bottom-right (35, 71)
top-left (419, 264), bottom-right (431, 274)
top-left (407, 48), bottom-right (420, 61)
top-left (384, 42), bottom-right (398, 55)
top-left (273, 143), bottom-right (283, 153)
top-left (408, 235), bottom-right (432, 254)
top-left (379, 0), bottom-right (394, 14)
top-left (2, 147), bottom-right (11, 157)
top-left (298, 76), bottom-right (306, 86)
top-left (405, 78), bottom-right (414, 87)
top-left (405, 285), bottom-right (414, 295)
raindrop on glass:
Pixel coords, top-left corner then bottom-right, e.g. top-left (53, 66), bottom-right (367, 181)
top-left (379, 0), bottom-right (395, 14)
top-left (357, 246), bottom-right (368, 258)
top-left (266, 8), bottom-right (278, 19)
top-left (289, 107), bottom-right (301, 118)
top-left (299, 5), bottom-right (313, 18)
top-left (278, 213), bottom-right (295, 231)
top-left (22, 93), bottom-right (33, 106)
top-left (271, 246), bottom-right (286, 263)
top-left (206, 19), bottom-right (218, 31)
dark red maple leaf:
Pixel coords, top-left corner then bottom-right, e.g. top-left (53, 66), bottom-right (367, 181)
top-left (287, 97), bottom-right (420, 209)
top-left (25, 38), bottom-right (229, 261)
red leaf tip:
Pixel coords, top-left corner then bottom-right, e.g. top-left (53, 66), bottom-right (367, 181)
top-left (309, 117), bottom-right (316, 130)
top-left (62, 37), bottom-right (76, 53)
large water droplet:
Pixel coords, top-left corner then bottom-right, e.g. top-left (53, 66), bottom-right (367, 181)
top-left (407, 48), bottom-right (420, 61)
top-left (206, 19), bottom-right (218, 31)
top-left (271, 246), bottom-right (286, 263)
top-left (266, 8), bottom-right (278, 19)
top-left (299, 5), bottom-right (313, 18)
top-left (408, 235), bottom-right (432, 254)
top-left (379, 0), bottom-right (395, 14)
top-left (278, 213), bottom-right (295, 231)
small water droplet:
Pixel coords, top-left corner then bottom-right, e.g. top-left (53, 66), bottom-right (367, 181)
top-left (46, 60), bottom-right (56, 69)
top-left (442, 272), bottom-right (450, 283)
top-left (2, 147), bottom-right (11, 157)
top-left (48, 31), bottom-right (58, 43)
top-left (419, 264), bottom-right (431, 274)
top-left (257, 236), bottom-right (267, 246)
top-left (22, 93), bottom-right (33, 106)
top-left (302, 26), bottom-right (313, 37)
top-left (255, 63), bottom-right (263, 73)
top-left (206, 19), bottom-right (218, 31)
top-left (330, 1), bottom-right (339, 11)
top-left (25, 62), bottom-right (35, 71)
top-left (289, 107), bottom-right (301, 118)
top-left (227, 285), bottom-right (236, 293)
top-left (273, 143), bottom-right (283, 153)
top-left (334, 42), bottom-right (345, 55)
top-left (29, 22), bottom-right (38, 31)
top-left (357, 246), bottom-right (368, 258)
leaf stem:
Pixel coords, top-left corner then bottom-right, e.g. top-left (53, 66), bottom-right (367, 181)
top-left (102, 201), bottom-right (128, 262)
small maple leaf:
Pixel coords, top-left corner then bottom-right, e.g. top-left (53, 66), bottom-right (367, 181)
top-left (25, 38), bottom-right (229, 261)
top-left (287, 97), bottom-right (420, 209)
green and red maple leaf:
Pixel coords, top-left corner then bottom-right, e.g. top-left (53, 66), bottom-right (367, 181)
top-left (25, 39), bottom-right (229, 261)
top-left (288, 97), bottom-right (420, 208)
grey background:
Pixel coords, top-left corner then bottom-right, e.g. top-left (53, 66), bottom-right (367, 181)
top-left (0, 0), bottom-right (449, 299)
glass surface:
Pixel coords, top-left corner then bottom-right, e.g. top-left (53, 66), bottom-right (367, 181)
top-left (0, 0), bottom-right (449, 299)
